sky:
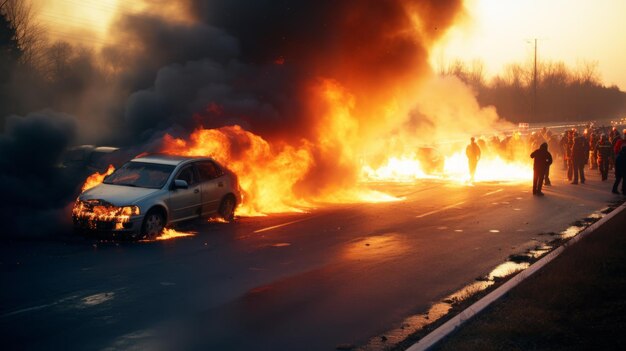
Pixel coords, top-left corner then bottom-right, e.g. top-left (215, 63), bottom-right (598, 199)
top-left (434, 0), bottom-right (626, 89)
top-left (33, 0), bottom-right (626, 90)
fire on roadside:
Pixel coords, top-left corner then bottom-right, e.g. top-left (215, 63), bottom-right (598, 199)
top-left (361, 152), bottom-right (533, 183)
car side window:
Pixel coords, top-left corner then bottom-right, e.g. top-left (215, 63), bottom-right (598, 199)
top-left (197, 161), bottom-right (223, 182)
top-left (176, 165), bottom-right (197, 186)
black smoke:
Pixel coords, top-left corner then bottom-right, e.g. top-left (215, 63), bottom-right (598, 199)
top-left (0, 111), bottom-right (78, 238)
top-left (0, 0), bottom-right (464, 237)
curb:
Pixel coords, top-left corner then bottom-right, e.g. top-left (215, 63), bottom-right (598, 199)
top-left (406, 201), bottom-right (626, 351)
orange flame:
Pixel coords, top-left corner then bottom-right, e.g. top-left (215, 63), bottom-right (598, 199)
top-left (72, 200), bottom-right (132, 231)
top-left (161, 125), bottom-right (314, 216)
top-left (81, 165), bottom-right (115, 192)
top-left (361, 150), bottom-right (533, 183)
top-left (160, 79), bottom-right (403, 216)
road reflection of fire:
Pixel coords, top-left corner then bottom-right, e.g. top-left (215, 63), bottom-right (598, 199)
top-left (344, 233), bottom-right (406, 260)
top-left (155, 229), bottom-right (196, 241)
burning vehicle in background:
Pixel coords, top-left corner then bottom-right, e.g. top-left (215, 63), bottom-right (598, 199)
top-left (61, 145), bottom-right (122, 173)
top-left (416, 147), bottom-right (444, 174)
top-left (73, 154), bottom-right (241, 239)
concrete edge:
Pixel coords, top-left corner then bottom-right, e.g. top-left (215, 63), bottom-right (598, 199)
top-left (406, 201), bottom-right (626, 351)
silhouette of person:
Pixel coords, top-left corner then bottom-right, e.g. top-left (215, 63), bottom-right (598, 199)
top-left (613, 145), bottom-right (626, 194)
top-left (571, 135), bottom-right (587, 184)
top-left (466, 137), bottom-right (481, 182)
top-left (596, 134), bottom-right (612, 181)
top-left (530, 142), bottom-right (552, 196)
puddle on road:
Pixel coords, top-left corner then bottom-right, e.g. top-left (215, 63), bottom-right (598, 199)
top-left (81, 292), bottom-right (115, 307)
top-left (560, 226), bottom-right (583, 239)
top-left (354, 205), bottom-right (620, 351)
top-left (558, 209), bottom-right (607, 239)
top-left (488, 261), bottom-right (529, 280)
top-left (528, 244), bottom-right (552, 258)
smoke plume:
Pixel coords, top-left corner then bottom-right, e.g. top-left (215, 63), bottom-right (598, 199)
top-left (1, 0), bottom-right (510, 237)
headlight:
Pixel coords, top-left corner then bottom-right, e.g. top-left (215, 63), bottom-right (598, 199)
top-left (120, 206), bottom-right (141, 216)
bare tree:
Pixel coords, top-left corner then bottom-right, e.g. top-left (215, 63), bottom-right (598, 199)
top-left (574, 60), bottom-right (600, 86)
top-left (539, 61), bottom-right (570, 87)
top-left (0, 0), bottom-right (45, 66)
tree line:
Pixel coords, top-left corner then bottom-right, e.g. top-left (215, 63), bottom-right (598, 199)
top-left (441, 58), bottom-right (626, 123)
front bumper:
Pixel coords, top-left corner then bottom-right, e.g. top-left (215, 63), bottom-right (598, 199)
top-left (72, 215), bottom-right (144, 237)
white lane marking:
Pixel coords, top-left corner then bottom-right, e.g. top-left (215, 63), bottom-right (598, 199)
top-left (416, 201), bottom-right (466, 219)
top-left (1, 303), bottom-right (57, 318)
top-left (482, 188), bottom-right (504, 197)
top-left (1, 294), bottom-right (79, 318)
top-left (254, 215), bottom-right (320, 233)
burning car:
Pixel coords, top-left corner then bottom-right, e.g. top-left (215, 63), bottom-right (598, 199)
top-left (73, 154), bottom-right (241, 239)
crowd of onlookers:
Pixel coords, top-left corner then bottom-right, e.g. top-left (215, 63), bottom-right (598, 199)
top-left (469, 123), bottom-right (626, 195)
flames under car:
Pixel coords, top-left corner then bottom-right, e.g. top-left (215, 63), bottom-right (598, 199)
top-left (73, 154), bottom-right (241, 239)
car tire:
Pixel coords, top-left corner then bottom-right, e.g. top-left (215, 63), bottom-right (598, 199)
top-left (219, 195), bottom-right (236, 222)
top-left (141, 209), bottom-right (165, 239)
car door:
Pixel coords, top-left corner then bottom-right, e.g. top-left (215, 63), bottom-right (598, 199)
top-left (196, 161), bottom-right (226, 216)
top-left (168, 164), bottom-right (202, 222)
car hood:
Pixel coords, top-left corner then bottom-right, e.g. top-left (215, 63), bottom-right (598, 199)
top-left (80, 183), bottom-right (160, 206)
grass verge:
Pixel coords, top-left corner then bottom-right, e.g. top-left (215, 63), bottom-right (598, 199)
top-left (431, 205), bottom-right (626, 351)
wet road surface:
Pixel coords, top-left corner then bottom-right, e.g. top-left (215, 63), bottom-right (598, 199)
top-left (1, 168), bottom-right (619, 350)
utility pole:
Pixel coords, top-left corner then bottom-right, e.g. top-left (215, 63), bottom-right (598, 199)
top-left (534, 38), bottom-right (538, 121)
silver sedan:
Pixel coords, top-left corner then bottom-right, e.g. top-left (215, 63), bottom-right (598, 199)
top-left (73, 154), bottom-right (241, 239)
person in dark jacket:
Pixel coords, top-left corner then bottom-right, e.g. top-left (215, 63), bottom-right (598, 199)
top-left (530, 142), bottom-right (553, 196)
top-left (612, 145), bottom-right (626, 194)
top-left (466, 137), bottom-right (481, 182)
top-left (566, 131), bottom-right (575, 180)
top-left (571, 136), bottom-right (587, 184)
top-left (596, 134), bottom-right (612, 181)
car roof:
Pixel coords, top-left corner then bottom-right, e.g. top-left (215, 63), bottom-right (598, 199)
top-left (131, 154), bottom-right (215, 166)
top-left (92, 146), bottom-right (119, 153)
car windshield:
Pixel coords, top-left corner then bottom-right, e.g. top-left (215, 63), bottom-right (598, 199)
top-left (103, 162), bottom-right (175, 189)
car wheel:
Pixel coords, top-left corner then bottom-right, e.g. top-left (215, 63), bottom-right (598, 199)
top-left (219, 195), bottom-right (236, 222)
top-left (141, 210), bottom-right (165, 239)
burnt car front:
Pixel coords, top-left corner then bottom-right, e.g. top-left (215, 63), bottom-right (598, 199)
top-left (72, 160), bottom-right (175, 238)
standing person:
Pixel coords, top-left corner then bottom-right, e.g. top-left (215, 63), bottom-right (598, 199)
top-left (596, 134), bottom-right (612, 181)
top-left (466, 137), bottom-right (481, 182)
top-left (588, 131), bottom-right (598, 170)
top-left (612, 130), bottom-right (623, 157)
top-left (612, 145), bottom-right (626, 194)
top-left (566, 131), bottom-right (575, 181)
top-left (559, 132), bottom-right (568, 170)
top-left (531, 142), bottom-right (553, 196)
top-left (571, 136), bottom-right (587, 184)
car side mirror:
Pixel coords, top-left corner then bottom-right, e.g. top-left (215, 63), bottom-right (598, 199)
top-left (173, 179), bottom-right (189, 190)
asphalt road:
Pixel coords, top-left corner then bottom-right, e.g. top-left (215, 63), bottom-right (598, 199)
top-left (1, 167), bottom-right (619, 351)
